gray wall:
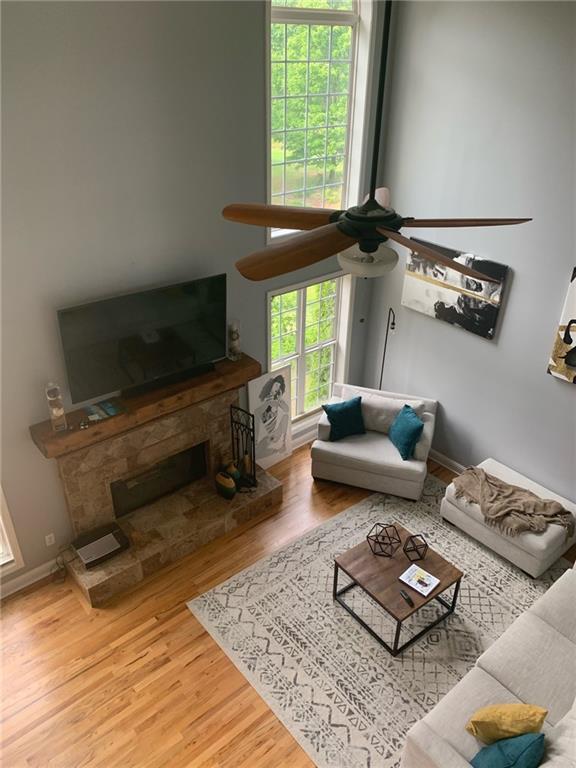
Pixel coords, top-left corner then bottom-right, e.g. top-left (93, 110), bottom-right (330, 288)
top-left (1, 1), bottom-right (369, 581)
top-left (364, 1), bottom-right (576, 499)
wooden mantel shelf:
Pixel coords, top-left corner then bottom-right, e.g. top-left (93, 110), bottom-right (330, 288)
top-left (30, 354), bottom-right (262, 459)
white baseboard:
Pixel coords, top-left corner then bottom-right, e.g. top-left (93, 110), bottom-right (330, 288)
top-left (0, 559), bottom-right (57, 599)
top-left (429, 449), bottom-right (466, 475)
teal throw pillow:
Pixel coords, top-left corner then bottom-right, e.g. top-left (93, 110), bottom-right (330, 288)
top-left (471, 733), bottom-right (545, 768)
top-left (322, 397), bottom-right (365, 442)
top-left (388, 404), bottom-right (424, 460)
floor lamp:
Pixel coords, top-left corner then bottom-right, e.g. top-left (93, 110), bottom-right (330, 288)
top-left (378, 307), bottom-right (396, 390)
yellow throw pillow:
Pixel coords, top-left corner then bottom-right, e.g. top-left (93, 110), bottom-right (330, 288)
top-left (466, 703), bottom-right (548, 744)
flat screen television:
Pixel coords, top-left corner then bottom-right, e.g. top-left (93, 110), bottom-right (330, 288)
top-left (58, 274), bottom-right (227, 403)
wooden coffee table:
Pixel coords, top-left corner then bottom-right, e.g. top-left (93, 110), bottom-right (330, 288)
top-left (333, 523), bottom-right (463, 656)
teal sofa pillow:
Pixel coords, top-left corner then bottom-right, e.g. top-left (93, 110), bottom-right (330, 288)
top-left (471, 733), bottom-right (545, 768)
top-left (388, 404), bottom-right (424, 460)
top-left (322, 397), bottom-right (365, 442)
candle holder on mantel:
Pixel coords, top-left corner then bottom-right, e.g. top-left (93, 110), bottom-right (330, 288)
top-left (366, 523), bottom-right (401, 557)
top-left (403, 533), bottom-right (428, 561)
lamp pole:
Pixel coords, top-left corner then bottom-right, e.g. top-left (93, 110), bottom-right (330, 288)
top-left (378, 307), bottom-right (396, 390)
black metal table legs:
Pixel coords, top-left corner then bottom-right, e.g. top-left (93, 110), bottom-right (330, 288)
top-left (333, 562), bottom-right (461, 657)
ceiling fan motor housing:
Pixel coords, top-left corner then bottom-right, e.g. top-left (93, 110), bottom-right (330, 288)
top-left (335, 205), bottom-right (405, 253)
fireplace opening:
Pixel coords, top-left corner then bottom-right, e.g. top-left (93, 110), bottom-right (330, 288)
top-left (110, 443), bottom-right (208, 518)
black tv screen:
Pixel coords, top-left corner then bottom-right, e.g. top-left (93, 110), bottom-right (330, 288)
top-left (58, 274), bottom-right (227, 403)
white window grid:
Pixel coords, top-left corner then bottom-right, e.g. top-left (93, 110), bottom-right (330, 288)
top-left (268, 3), bottom-right (360, 215)
top-left (269, 276), bottom-right (342, 419)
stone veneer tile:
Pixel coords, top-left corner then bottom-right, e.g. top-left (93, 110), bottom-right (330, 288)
top-left (58, 389), bottom-right (239, 535)
top-left (134, 431), bottom-right (207, 470)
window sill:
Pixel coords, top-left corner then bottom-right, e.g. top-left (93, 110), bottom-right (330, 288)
top-left (0, 557), bottom-right (25, 579)
top-left (292, 409), bottom-right (321, 449)
top-left (292, 406), bottom-right (322, 425)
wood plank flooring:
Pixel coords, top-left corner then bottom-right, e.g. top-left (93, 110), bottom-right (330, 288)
top-left (1, 448), bottom-right (453, 768)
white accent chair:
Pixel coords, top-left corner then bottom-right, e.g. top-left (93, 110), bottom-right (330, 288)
top-left (311, 383), bottom-right (438, 501)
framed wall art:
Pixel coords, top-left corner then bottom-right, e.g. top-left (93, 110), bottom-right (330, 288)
top-left (247, 366), bottom-right (292, 469)
top-left (548, 267), bottom-right (576, 384)
top-left (401, 239), bottom-right (509, 340)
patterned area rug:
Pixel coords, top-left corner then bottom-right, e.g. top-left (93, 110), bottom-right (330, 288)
top-left (187, 476), bottom-right (566, 768)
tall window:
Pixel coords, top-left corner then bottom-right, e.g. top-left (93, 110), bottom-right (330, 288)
top-left (0, 520), bottom-right (12, 567)
top-left (269, 276), bottom-right (342, 417)
top-left (269, 0), bottom-right (359, 215)
top-left (0, 488), bottom-right (24, 575)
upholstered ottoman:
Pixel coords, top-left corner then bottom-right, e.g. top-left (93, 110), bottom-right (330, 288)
top-left (441, 458), bottom-right (576, 577)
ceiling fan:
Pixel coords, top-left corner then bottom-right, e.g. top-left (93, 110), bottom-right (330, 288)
top-left (222, 1), bottom-right (530, 284)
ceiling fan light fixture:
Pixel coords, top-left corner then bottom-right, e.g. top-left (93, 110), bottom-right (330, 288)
top-left (337, 242), bottom-right (399, 278)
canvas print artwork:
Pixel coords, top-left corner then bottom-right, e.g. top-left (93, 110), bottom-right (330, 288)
top-left (548, 267), bottom-right (576, 384)
top-left (401, 239), bottom-right (509, 340)
top-left (248, 366), bottom-right (292, 469)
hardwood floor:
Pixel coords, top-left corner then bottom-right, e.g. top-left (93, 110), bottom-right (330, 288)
top-left (0, 448), bottom-right (453, 768)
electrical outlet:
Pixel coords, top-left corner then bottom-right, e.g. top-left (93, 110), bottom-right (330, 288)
top-left (45, 533), bottom-right (56, 547)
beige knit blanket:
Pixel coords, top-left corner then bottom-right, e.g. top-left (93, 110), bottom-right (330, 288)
top-left (453, 467), bottom-right (574, 539)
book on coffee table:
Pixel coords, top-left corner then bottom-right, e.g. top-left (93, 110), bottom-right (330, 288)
top-left (399, 564), bottom-right (440, 597)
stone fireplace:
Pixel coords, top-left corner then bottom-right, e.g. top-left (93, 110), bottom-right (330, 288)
top-left (58, 388), bottom-right (235, 537)
top-left (29, 357), bottom-right (282, 607)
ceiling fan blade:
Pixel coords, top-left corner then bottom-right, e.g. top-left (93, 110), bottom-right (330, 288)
top-left (376, 228), bottom-right (498, 283)
top-left (236, 223), bottom-right (358, 281)
top-left (223, 203), bottom-right (339, 230)
top-left (403, 217), bottom-right (531, 228)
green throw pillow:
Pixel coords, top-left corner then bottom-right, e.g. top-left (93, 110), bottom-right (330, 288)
top-left (388, 404), bottom-right (424, 460)
top-left (322, 396), bottom-right (365, 442)
top-left (471, 733), bottom-right (545, 768)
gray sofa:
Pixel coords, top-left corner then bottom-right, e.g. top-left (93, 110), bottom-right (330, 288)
top-left (311, 383), bottom-right (438, 500)
top-left (401, 563), bottom-right (576, 767)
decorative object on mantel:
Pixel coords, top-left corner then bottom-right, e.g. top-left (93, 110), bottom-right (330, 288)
top-left (30, 355), bottom-right (262, 459)
top-left (247, 367), bottom-right (292, 470)
top-left (230, 406), bottom-right (257, 488)
top-left (548, 266), bottom-right (576, 384)
top-left (366, 522), bottom-right (401, 557)
top-left (378, 307), bottom-right (396, 389)
top-left (83, 398), bottom-right (125, 426)
top-left (221, 1), bottom-right (530, 283)
top-left (45, 382), bottom-right (67, 432)
top-left (215, 471), bottom-right (237, 500)
top-left (401, 240), bottom-right (509, 340)
top-left (403, 533), bottom-right (429, 561)
top-left (227, 320), bottom-right (242, 361)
